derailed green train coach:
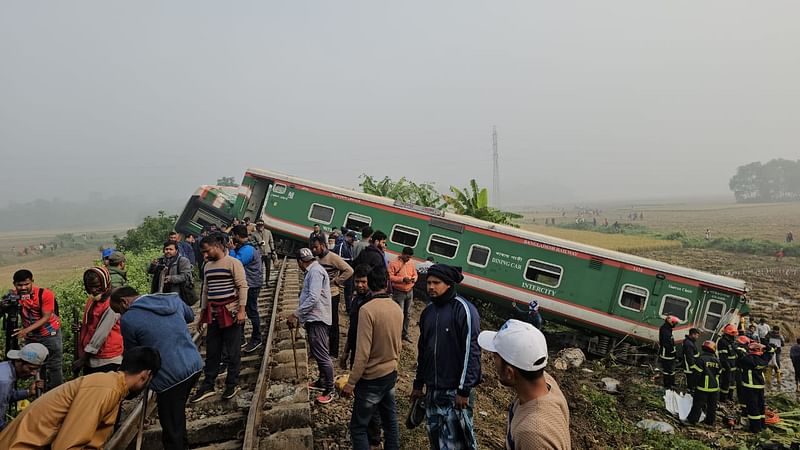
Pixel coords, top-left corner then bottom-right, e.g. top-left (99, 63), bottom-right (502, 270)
top-left (176, 168), bottom-right (748, 358)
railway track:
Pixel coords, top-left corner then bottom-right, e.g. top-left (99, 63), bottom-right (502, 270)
top-left (106, 258), bottom-right (313, 450)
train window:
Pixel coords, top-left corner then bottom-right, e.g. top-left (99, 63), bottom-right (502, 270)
top-left (618, 284), bottom-right (648, 312)
top-left (390, 225), bottom-right (420, 248)
top-left (659, 295), bottom-right (691, 322)
top-left (308, 203), bottom-right (334, 225)
top-left (273, 184), bottom-right (287, 195)
top-left (344, 213), bottom-right (372, 233)
top-left (702, 300), bottom-right (726, 331)
top-left (523, 259), bottom-right (563, 288)
top-left (427, 234), bottom-right (460, 259)
top-left (467, 245), bottom-right (491, 268)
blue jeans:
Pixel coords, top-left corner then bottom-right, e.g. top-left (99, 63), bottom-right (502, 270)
top-left (28, 330), bottom-right (63, 391)
top-left (245, 287), bottom-right (262, 343)
top-left (391, 290), bottom-right (413, 340)
top-left (350, 371), bottom-right (399, 450)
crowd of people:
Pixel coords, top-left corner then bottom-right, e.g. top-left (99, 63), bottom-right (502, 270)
top-left (658, 315), bottom-right (790, 433)
top-left (291, 224), bottom-right (571, 449)
top-left (0, 221), bottom-right (572, 449)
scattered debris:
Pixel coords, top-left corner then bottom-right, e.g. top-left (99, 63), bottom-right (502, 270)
top-left (600, 377), bottom-right (620, 393)
top-left (552, 348), bottom-right (586, 370)
top-left (636, 419), bottom-right (674, 434)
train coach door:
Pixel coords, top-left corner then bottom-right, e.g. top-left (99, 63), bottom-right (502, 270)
top-left (696, 287), bottom-right (734, 335)
top-left (242, 179), bottom-right (272, 221)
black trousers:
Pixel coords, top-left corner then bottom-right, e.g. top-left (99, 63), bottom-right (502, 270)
top-left (687, 390), bottom-right (718, 425)
top-left (659, 358), bottom-right (675, 389)
top-left (740, 386), bottom-right (766, 433)
top-left (684, 371), bottom-right (699, 393)
top-left (792, 357), bottom-right (800, 383)
top-left (157, 371), bottom-right (200, 450)
top-left (329, 293), bottom-right (341, 359)
top-left (719, 368), bottom-right (733, 401)
top-left (202, 322), bottom-right (242, 388)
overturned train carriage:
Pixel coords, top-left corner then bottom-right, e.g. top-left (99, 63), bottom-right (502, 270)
top-left (176, 168), bottom-right (748, 359)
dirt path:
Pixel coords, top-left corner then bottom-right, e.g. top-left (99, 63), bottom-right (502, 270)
top-left (309, 299), bottom-right (514, 450)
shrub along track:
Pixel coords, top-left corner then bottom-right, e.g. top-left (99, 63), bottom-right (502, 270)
top-left (105, 258), bottom-right (313, 450)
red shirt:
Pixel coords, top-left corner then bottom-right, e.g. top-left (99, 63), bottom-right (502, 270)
top-left (20, 286), bottom-right (61, 337)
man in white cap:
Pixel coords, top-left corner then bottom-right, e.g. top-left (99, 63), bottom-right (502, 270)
top-left (0, 343), bottom-right (47, 430)
top-left (478, 319), bottom-right (571, 450)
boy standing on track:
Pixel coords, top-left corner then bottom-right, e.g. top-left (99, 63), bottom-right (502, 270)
top-left (288, 248), bottom-right (335, 404)
top-left (192, 232), bottom-right (248, 402)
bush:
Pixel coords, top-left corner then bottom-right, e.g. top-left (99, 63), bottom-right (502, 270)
top-left (113, 211), bottom-right (177, 253)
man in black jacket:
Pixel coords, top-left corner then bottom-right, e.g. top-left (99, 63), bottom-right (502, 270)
top-left (687, 340), bottom-right (720, 426)
top-left (411, 264), bottom-right (481, 450)
top-left (147, 240), bottom-right (193, 303)
top-left (658, 316), bottom-right (679, 389)
top-left (353, 231), bottom-right (388, 272)
top-left (682, 328), bottom-right (702, 393)
top-left (716, 324), bottom-right (739, 402)
top-left (738, 342), bottom-right (774, 433)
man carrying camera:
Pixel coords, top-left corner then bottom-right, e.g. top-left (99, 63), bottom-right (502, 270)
top-left (148, 240), bottom-right (194, 304)
top-left (7, 270), bottom-right (63, 391)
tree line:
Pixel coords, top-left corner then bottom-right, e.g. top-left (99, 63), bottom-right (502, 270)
top-left (729, 159), bottom-right (800, 203)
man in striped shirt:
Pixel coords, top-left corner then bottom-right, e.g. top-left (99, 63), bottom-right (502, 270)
top-left (191, 232), bottom-right (248, 402)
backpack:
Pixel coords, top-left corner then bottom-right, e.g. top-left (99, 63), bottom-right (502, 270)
top-left (34, 287), bottom-right (59, 318)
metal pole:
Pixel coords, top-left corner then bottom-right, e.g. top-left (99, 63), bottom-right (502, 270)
top-left (134, 387), bottom-right (149, 450)
top-left (290, 326), bottom-right (299, 379)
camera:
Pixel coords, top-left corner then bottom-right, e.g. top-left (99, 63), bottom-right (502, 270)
top-left (1, 290), bottom-right (21, 353)
top-left (0, 290), bottom-right (20, 314)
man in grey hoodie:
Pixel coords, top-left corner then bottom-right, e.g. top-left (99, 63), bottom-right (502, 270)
top-left (111, 287), bottom-right (203, 450)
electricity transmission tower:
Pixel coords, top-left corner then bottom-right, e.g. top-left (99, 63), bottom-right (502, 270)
top-left (492, 125), bottom-right (500, 208)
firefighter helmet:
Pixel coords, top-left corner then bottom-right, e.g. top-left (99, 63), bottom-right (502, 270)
top-left (702, 340), bottom-right (717, 353)
top-left (722, 324), bottom-right (738, 336)
top-left (736, 335), bottom-right (751, 345)
top-left (748, 342), bottom-right (765, 354)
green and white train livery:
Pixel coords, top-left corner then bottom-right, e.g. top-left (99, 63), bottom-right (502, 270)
top-left (176, 168), bottom-right (747, 356)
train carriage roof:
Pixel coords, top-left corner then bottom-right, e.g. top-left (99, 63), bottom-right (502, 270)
top-left (246, 168), bottom-right (747, 293)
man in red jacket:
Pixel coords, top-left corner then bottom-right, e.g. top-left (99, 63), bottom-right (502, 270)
top-left (72, 267), bottom-right (123, 375)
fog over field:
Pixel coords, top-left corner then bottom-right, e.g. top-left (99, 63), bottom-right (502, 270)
top-left (2, 1), bottom-right (799, 212)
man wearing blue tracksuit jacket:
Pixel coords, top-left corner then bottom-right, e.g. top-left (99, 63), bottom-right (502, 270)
top-left (411, 264), bottom-right (481, 450)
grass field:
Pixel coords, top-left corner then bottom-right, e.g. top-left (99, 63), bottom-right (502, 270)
top-left (517, 224), bottom-right (681, 252)
top-left (0, 228), bottom-right (125, 290)
top-left (520, 200), bottom-right (800, 243)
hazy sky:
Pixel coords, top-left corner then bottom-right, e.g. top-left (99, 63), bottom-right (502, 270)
top-left (2, 1), bottom-right (798, 209)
